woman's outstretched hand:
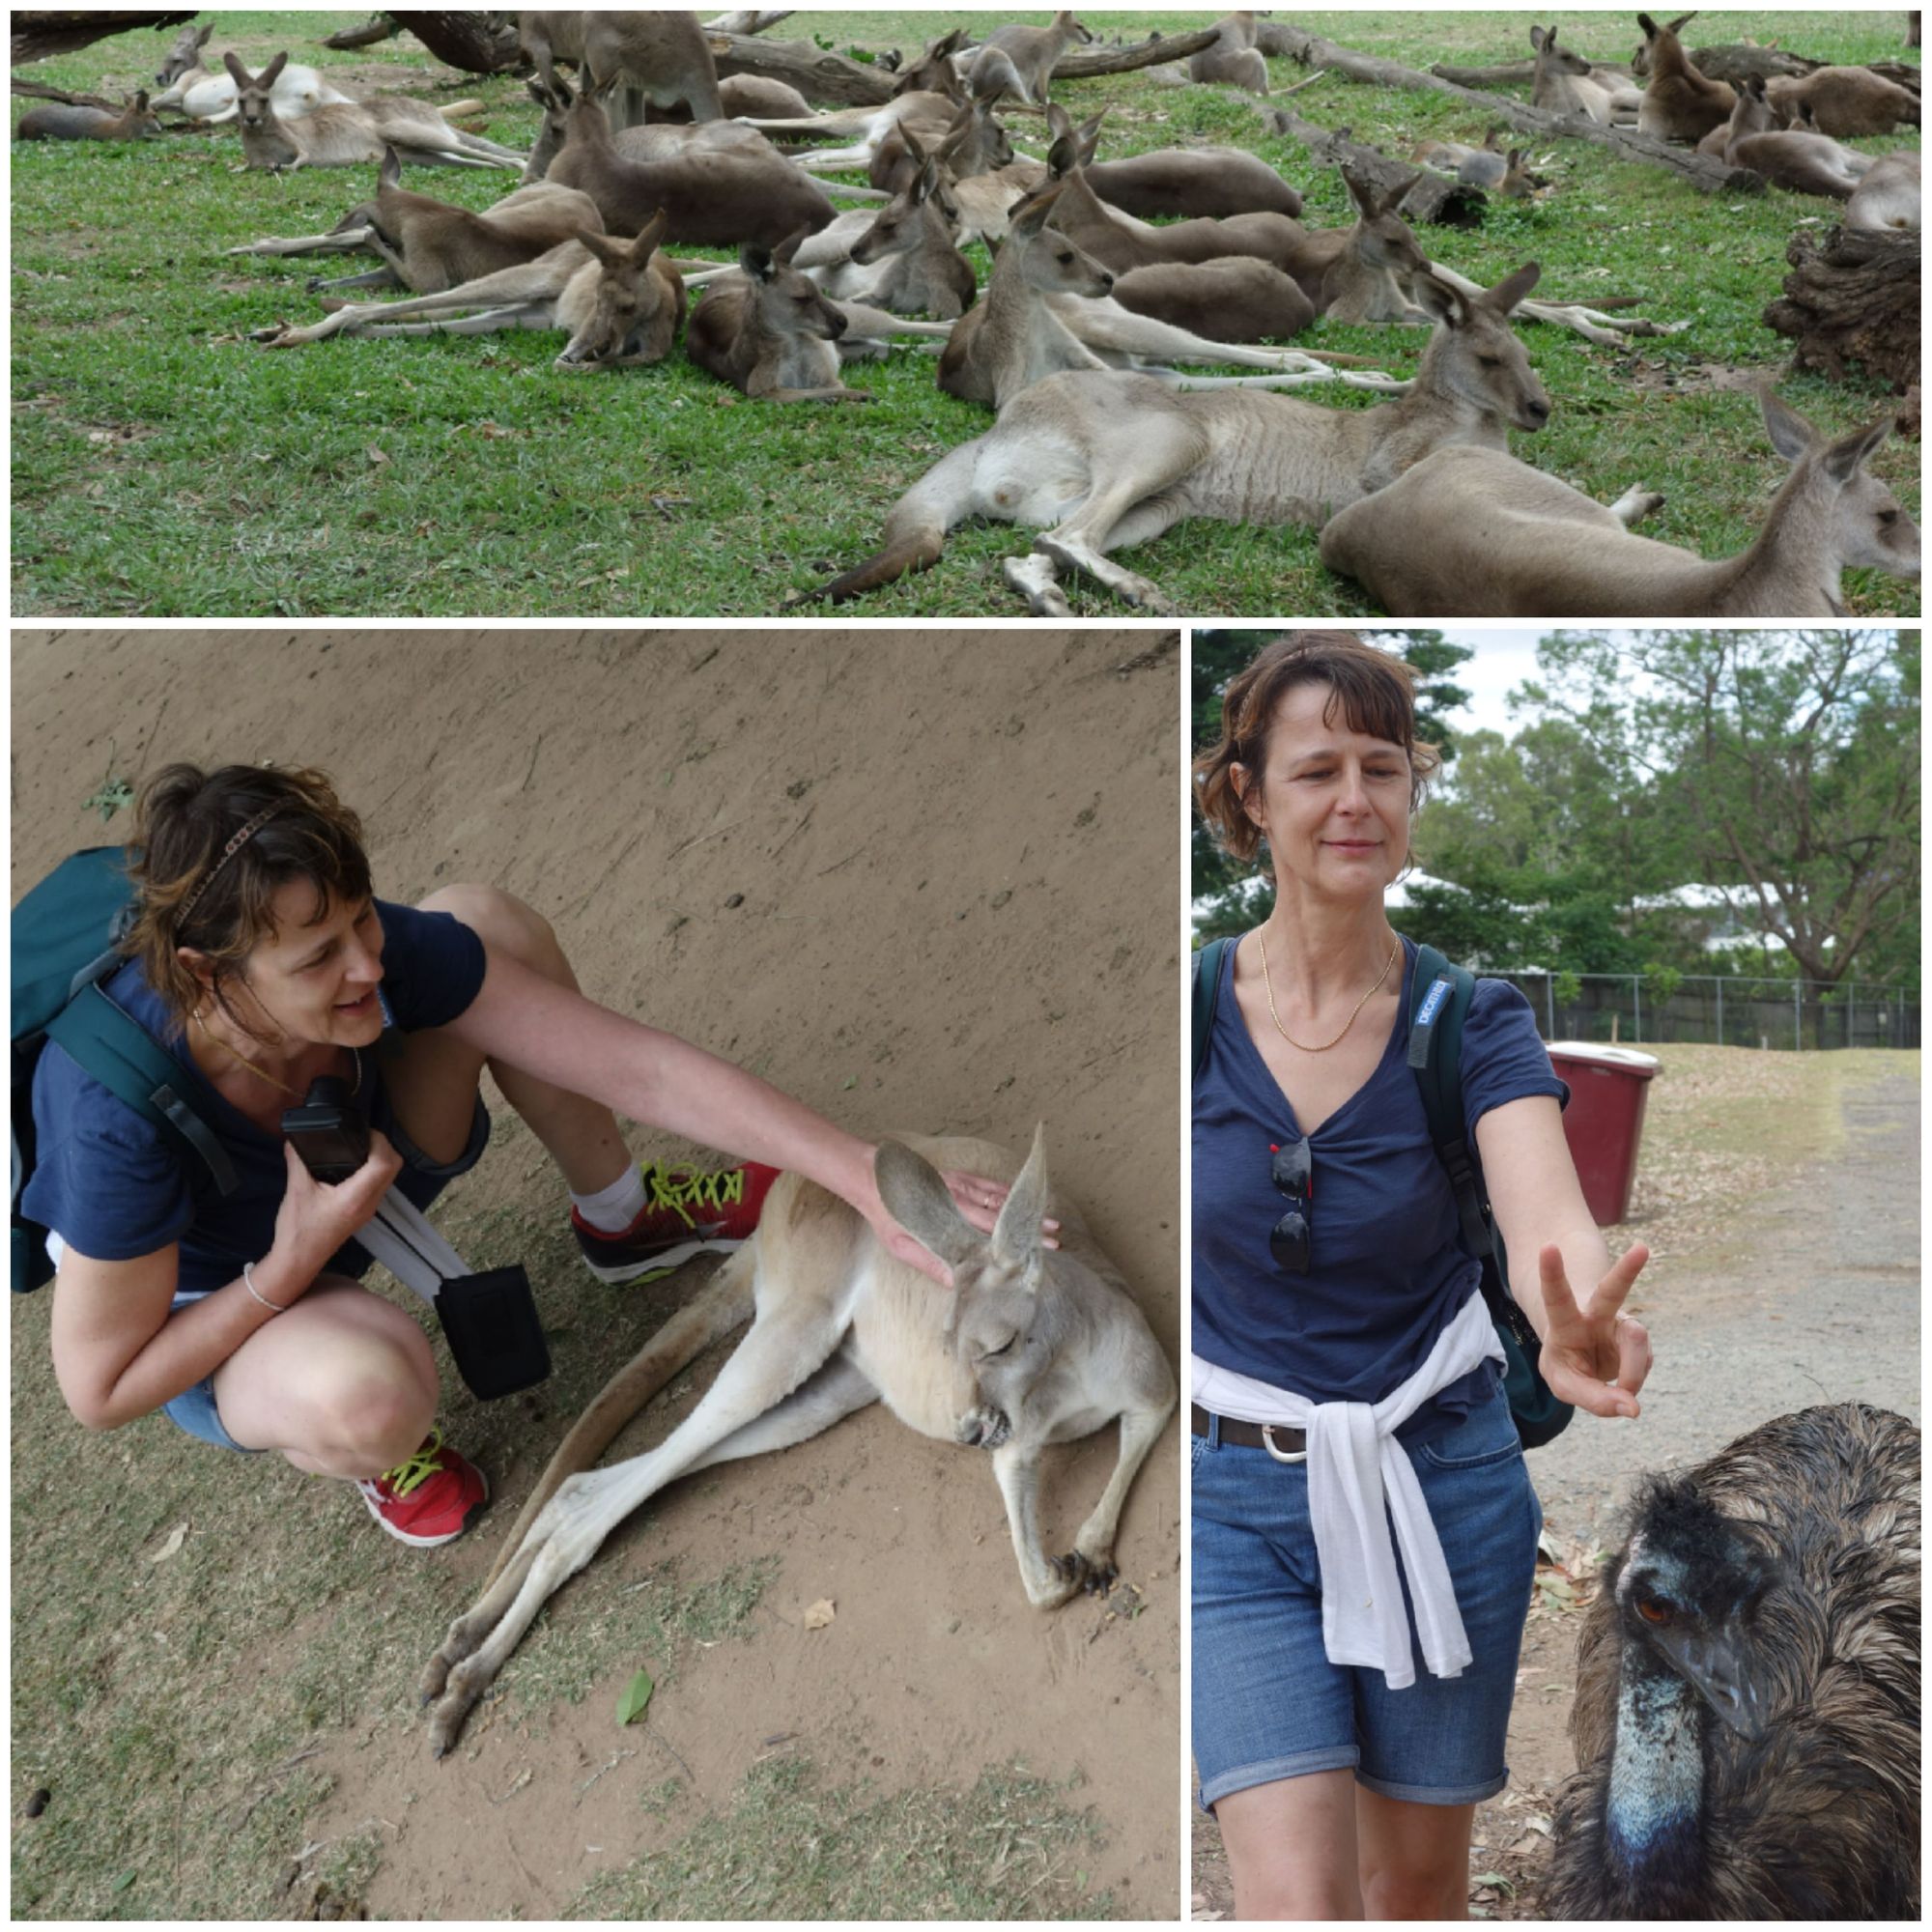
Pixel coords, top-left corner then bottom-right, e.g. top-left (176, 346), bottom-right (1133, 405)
top-left (860, 1168), bottom-right (1062, 1292)
top-left (1535, 1241), bottom-right (1653, 1419)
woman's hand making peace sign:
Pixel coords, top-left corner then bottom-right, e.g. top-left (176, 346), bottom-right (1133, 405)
top-left (1534, 1241), bottom-right (1653, 1419)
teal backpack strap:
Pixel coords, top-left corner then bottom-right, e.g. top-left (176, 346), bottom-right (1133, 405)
top-left (1191, 937), bottom-right (1233, 1083)
top-left (43, 984), bottom-right (239, 1198)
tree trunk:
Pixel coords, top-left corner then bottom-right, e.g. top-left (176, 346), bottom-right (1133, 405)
top-left (1046, 28), bottom-right (1220, 80)
top-left (387, 12), bottom-right (524, 73)
top-left (706, 32), bottom-right (895, 105)
top-left (1763, 225), bottom-right (1922, 396)
top-left (1266, 103), bottom-right (1489, 227)
top-left (12, 11), bottom-right (192, 64)
top-left (1260, 22), bottom-right (1763, 195)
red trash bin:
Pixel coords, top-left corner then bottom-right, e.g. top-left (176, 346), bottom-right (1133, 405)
top-left (1545, 1042), bottom-right (1661, 1226)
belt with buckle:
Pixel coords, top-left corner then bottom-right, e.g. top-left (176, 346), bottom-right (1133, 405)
top-left (1190, 1403), bottom-right (1308, 1462)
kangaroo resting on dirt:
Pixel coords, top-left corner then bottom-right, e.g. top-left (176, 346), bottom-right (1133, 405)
top-left (417, 1129), bottom-right (1178, 1756)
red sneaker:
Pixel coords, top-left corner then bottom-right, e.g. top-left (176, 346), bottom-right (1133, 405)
top-left (355, 1429), bottom-right (488, 1547)
top-left (573, 1159), bottom-right (782, 1284)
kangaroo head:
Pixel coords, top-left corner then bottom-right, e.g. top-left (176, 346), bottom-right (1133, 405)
top-left (557, 213), bottom-right (675, 369)
top-left (850, 155), bottom-right (956, 267)
top-left (1529, 24), bottom-right (1592, 77)
top-left (1341, 167), bottom-right (1430, 276)
top-left (1055, 11), bottom-right (1096, 46)
top-left (223, 49), bottom-right (289, 128)
top-left (743, 230), bottom-right (847, 341)
top-left (156, 19), bottom-right (213, 86)
top-left (1010, 183), bottom-right (1114, 297)
top-left (1413, 262), bottom-right (1551, 433)
top-left (1762, 391), bottom-right (1921, 582)
top-left (896, 26), bottom-right (967, 99)
top-left (563, 71), bottom-right (617, 145)
top-left (874, 1129), bottom-right (1065, 1428)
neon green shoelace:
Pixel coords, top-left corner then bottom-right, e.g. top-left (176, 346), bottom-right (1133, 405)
top-left (378, 1426), bottom-right (445, 1498)
top-left (640, 1162), bottom-right (746, 1230)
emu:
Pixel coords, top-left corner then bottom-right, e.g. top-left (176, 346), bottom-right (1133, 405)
top-left (1548, 1404), bottom-right (1919, 1919)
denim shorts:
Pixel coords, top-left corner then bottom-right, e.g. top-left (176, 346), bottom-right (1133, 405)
top-left (1191, 1374), bottom-right (1542, 1810)
top-left (157, 1094), bottom-right (488, 1452)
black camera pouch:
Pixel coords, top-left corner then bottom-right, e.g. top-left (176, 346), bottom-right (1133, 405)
top-left (436, 1265), bottom-right (551, 1400)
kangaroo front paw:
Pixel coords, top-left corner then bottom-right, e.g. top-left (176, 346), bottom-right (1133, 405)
top-left (955, 1404), bottom-right (1011, 1448)
top-left (1050, 1549), bottom-right (1119, 1597)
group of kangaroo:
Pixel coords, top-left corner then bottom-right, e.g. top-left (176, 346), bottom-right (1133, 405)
top-left (25, 8), bottom-right (1922, 622)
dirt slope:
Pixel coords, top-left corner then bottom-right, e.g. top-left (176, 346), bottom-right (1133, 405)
top-left (10, 627), bottom-right (1182, 1920)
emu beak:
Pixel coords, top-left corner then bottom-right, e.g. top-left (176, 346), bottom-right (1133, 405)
top-left (1668, 1627), bottom-right (1769, 1739)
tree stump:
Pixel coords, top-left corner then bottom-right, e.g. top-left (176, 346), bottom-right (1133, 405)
top-left (1763, 224), bottom-right (1921, 398)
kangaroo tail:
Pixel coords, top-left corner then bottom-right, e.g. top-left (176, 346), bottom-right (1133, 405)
top-left (806, 437), bottom-right (986, 605)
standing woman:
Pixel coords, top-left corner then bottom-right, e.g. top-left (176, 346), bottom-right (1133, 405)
top-left (26, 763), bottom-right (1027, 1548)
top-left (1189, 635), bottom-right (1653, 1919)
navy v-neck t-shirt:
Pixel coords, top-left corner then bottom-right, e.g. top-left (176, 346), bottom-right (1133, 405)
top-left (1192, 934), bottom-right (1568, 1442)
top-left (23, 898), bottom-right (488, 1296)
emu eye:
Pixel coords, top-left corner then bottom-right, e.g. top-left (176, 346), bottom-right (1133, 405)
top-left (1635, 1593), bottom-right (1674, 1625)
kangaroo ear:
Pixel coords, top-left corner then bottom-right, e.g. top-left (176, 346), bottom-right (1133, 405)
top-left (574, 226), bottom-right (621, 268)
top-left (1076, 112), bottom-right (1104, 162)
top-left (988, 1125), bottom-right (1050, 1271)
top-left (874, 1142), bottom-right (982, 1270)
top-left (1386, 169), bottom-right (1425, 213)
top-left (1484, 261), bottom-right (1542, 312)
top-left (1046, 129), bottom-right (1078, 178)
top-left (1638, 13), bottom-right (1661, 40)
top-left (774, 226), bottom-right (810, 267)
top-left (1760, 389), bottom-right (1818, 464)
top-left (1528, 24), bottom-right (1548, 51)
top-left (634, 207), bottom-right (670, 260)
top-left (222, 49), bottom-right (251, 84)
top-left (379, 144), bottom-right (402, 188)
top-left (526, 76), bottom-right (553, 109)
top-left (740, 241), bottom-right (775, 281)
top-left (1412, 270), bottom-right (1463, 326)
top-left (1013, 180), bottom-right (1064, 234)
top-left (261, 50), bottom-right (288, 87)
top-left (1823, 417), bottom-right (1891, 485)
top-left (133, 90), bottom-right (150, 111)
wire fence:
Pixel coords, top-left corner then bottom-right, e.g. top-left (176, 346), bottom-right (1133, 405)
top-left (1492, 972), bottom-right (1920, 1051)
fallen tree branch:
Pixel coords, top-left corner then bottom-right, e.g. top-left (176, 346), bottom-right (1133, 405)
top-left (1763, 224), bottom-right (1921, 394)
top-left (12, 76), bottom-right (116, 107)
top-left (1259, 21), bottom-right (1763, 195)
top-left (12, 10), bottom-right (192, 63)
top-left (388, 12), bottom-right (525, 73)
top-left (1046, 27), bottom-right (1220, 80)
top-left (321, 15), bottom-right (403, 53)
top-left (707, 32), bottom-right (895, 105)
top-left (1430, 58), bottom-right (1635, 89)
top-left (1267, 99), bottom-right (1490, 227)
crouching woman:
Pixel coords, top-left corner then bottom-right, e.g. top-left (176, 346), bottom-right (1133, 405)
top-left (26, 763), bottom-right (1023, 1548)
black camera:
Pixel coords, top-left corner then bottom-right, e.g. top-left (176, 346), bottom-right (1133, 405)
top-left (280, 1075), bottom-right (371, 1183)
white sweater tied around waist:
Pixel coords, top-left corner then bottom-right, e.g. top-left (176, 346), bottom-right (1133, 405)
top-left (1192, 1289), bottom-right (1506, 1690)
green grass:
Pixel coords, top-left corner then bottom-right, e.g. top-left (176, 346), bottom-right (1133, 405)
top-left (570, 1755), bottom-right (1114, 1919)
top-left (11, 10), bottom-right (1919, 616)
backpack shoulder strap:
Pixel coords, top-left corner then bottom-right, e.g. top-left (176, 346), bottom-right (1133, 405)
top-left (1405, 941), bottom-right (1491, 1260)
top-left (43, 984), bottom-right (239, 1197)
top-left (1191, 937), bottom-right (1233, 1084)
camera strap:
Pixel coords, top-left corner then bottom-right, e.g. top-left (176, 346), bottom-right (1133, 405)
top-left (354, 1187), bottom-right (470, 1304)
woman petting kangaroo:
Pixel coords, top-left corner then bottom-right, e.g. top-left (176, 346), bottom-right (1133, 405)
top-left (1189, 635), bottom-right (1654, 1919)
top-left (24, 763), bottom-right (1029, 1548)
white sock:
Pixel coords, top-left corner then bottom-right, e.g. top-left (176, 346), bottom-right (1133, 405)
top-left (572, 1163), bottom-right (649, 1235)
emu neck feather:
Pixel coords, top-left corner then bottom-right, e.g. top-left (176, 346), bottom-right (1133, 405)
top-left (1606, 1660), bottom-right (1704, 1876)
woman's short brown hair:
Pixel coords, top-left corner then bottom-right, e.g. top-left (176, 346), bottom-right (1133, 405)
top-left (1193, 632), bottom-right (1440, 866)
top-left (122, 763), bottom-right (373, 1037)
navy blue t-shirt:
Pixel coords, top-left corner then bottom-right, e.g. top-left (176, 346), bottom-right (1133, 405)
top-left (1193, 935), bottom-right (1568, 1440)
top-left (24, 898), bottom-right (488, 1295)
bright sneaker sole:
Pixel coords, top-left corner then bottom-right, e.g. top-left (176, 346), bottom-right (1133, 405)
top-left (582, 1232), bottom-right (748, 1286)
top-left (360, 1465), bottom-right (490, 1548)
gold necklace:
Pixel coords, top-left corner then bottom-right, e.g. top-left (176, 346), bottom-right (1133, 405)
top-left (193, 1010), bottom-right (306, 1101)
top-left (1257, 931), bottom-right (1400, 1053)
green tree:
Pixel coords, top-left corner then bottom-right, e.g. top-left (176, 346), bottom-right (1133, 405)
top-left (1532, 631), bottom-right (1919, 985)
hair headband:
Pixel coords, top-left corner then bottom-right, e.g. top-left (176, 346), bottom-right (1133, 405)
top-left (176, 803), bottom-right (284, 928)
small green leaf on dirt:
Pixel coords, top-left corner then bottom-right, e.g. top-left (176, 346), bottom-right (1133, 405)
top-left (616, 1669), bottom-right (654, 1727)
top-left (840, 1076), bottom-right (857, 1091)
top-left (112, 1871), bottom-right (136, 1892)
top-left (1472, 1869), bottom-right (1517, 1894)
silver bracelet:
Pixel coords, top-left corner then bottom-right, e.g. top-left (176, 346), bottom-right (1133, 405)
top-left (242, 1261), bottom-right (290, 1315)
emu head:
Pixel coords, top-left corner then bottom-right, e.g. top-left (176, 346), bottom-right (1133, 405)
top-left (1616, 1480), bottom-right (1776, 1738)
top-left (874, 1128), bottom-right (1063, 1431)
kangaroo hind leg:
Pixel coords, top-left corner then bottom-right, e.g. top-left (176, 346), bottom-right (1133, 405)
top-left (422, 1289), bottom-right (848, 1757)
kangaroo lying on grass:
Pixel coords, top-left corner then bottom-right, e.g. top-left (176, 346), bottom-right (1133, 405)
top-left (418, 1128), bottom-right (1178, 1756)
